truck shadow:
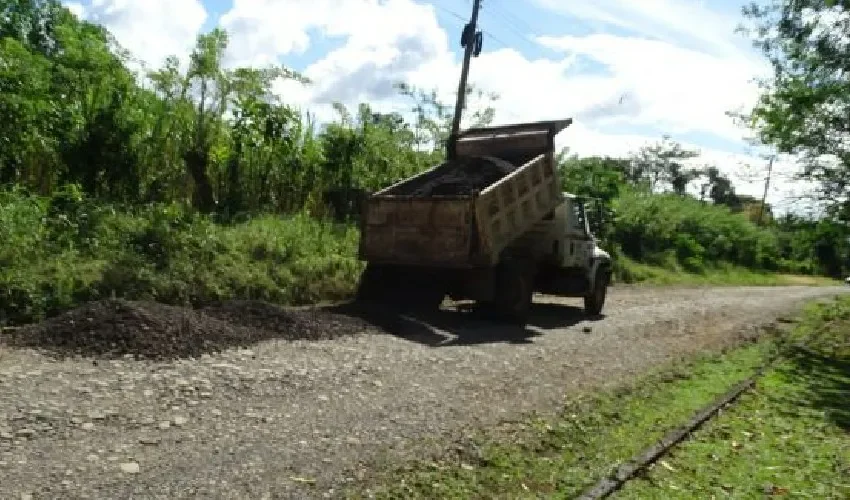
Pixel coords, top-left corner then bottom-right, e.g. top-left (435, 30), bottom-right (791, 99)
top-left (327, 301), bottom-right (605, 347)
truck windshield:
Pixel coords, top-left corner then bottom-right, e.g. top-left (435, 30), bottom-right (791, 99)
top-left (571, 203), bottom-right (587, 235)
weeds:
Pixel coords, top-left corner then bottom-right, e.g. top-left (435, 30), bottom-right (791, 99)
top-left (0, 190), bottom-right (362, 325)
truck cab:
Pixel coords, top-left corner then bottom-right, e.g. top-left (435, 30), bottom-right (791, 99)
top-left (549, 193), bottom-right (610, 278)
top-left (507, 192), bottom-right (611, 317)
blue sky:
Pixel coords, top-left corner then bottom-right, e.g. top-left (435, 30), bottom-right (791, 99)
top-left (65, 0), bottom-right (813, 209)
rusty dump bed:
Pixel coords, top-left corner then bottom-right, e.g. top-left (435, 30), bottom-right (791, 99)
top-left (358, 119), bottom-right (571, 268)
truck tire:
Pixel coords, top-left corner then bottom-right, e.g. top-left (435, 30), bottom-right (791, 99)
top-left (494, 260), bottom-right (534, 325)
top-left (584, 268), bottom-right (609, 316)
top-left (355, 264), bottom-right (390, 303)
top-left (356, 264), bottom-right (444, 312)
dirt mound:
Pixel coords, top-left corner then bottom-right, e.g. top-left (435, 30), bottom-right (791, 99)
top-left (402, 156), bottom-right (516, 196)
top-left (3, 299), bottom-right (373, 360)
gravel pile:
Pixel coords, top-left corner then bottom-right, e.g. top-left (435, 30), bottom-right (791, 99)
top-left (401, 155), bottom-right (516, 196)
top-left (3, 299), bottom-right (372, 360)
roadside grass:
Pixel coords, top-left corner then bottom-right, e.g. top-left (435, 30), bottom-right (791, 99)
top-left (349, 296), bottom-right (849, 500)
top-left (617, 297), bottom-right (850, 499)
top-left (0, 196), bottom-right (363, 325)
top-left (615, 256), bottom-right (839, 287)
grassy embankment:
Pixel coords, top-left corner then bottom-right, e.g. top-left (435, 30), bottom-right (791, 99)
top-left (0, 189), bottom-right (837, 326)
top-left (348, 295), bottom-right (850, 499)
top-left (616, 256), bottom-right (837, 287)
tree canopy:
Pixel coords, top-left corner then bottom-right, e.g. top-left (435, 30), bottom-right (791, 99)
top-left (742, 0), bottom-right (850, 217)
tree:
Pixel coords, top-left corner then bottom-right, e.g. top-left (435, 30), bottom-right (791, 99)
top-left (559, 155), bottom-right (627, 245)
top-left (395, 81), bottom-right (498, 155)
top-left (741, 0), bottom-right (850, 215)
top-left (698, 166), bottom-right (741, 209)
top-left (0, 0), bottom-right (141, 197)
top-left (629, 136), bottom-right (701, 194)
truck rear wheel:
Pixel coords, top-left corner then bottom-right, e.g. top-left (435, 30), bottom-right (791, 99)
top-left (494, 260), bottom-right (534, 325)
top-left (584, 268), bottom-right (609, 316)
top-left (355, 264), bottom-right (390, 303)
top-left (355, 264), bottom-right (444, 312)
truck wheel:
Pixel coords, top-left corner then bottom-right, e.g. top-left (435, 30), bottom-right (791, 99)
top-left (355, 264), bottom-right (389, 303)
top-left (409, 284), bottom-right (445, 312)
top-left (356, 264), bottom-right (444, 312)
top-left (584, 269), bottom-right (608, 316)
top-left (495, 261), bottom-right (534, 325)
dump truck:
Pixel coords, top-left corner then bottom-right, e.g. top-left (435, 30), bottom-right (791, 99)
top-left (355, 118), bottom-right (612, 324)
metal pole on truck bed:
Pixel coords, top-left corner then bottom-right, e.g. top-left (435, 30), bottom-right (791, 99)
top-left (448, 0), bottom-right (483, 157)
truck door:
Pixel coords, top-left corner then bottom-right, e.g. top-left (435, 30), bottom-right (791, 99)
top-left (561, 198), bottom-right (589, 267)
top-left (570, 201), bottom-right (592, 267)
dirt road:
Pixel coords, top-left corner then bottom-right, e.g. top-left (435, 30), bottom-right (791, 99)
top-left (0, 285), bottom-right (845, 499)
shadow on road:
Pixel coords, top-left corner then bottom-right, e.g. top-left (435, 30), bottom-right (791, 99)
top-left (325, 300), bottom-right (606, 347)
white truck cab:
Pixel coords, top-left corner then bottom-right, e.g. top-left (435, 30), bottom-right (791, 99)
top-left (519, 192), bottom-right (612, 316)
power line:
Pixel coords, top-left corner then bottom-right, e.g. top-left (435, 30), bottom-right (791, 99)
top-left (431, 2), bottom-right (511, 50)
top-left (480, 6), bottom-right (550, 58)
top-left (485, 0), bottom-right (539, 40)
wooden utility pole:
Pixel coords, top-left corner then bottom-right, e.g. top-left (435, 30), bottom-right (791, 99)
top-left (449, 0), bottom-right (483, 150)
top-left (758, 155), bottom-right (775, 226)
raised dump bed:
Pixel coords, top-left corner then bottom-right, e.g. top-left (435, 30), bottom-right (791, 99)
top-left (358, 119), bottom-right (571, 269)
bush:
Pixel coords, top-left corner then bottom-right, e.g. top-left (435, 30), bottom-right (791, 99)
top-left (611, 190), bottom-right (782, 272)
top-left (0, 190), bottom-right (362, 325)
top-left (0, 182), bottom-right (829, 325)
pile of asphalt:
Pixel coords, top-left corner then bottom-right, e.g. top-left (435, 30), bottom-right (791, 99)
top-left (401, 155), bottom-right (516, 196)
top-left (3, 299), bottom-right (372, 360)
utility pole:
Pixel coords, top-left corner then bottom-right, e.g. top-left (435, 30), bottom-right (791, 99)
top-left (758, 154), bottom-right (775, 226)
top-left (448, 0), bottom-right (483, 158)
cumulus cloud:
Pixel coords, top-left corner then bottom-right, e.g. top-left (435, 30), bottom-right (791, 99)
top-left (76, 0), bottom-right (207, 69)
top-left (536, 33), bottom-right (767, 142)
top-left (64, 1), bottom-right (85, 18)
top-left (532, 0), bottom-right (753, 57)
top-left (219, 0), bottom-right (447, 67)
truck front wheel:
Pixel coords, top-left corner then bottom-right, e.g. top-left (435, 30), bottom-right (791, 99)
top-left (584, 268), bottom-right (609, 316)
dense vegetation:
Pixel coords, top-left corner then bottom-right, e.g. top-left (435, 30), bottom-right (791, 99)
top-left (0, 0), bottom-right (847, 325)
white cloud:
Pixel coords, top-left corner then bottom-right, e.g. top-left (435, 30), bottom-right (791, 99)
top-left (222, 0), bottom-right (450, 121)
top-left (64, 1), bottom-right (85, 18)
top-left (532, 0), bottom-right (752, 57)
top-left (219, 0), bottom-right (447, 71)
top-left (536, 33), bottom-right (767, 142)
top-left (81, 0), bottom-right (207, 69)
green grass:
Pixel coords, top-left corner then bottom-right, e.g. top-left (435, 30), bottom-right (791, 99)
top-left (349, 297), bottom-right (850, 500)
top-left (617, 298), bottom-right (850, 499)
top-left (615, 255), bottom-right (839, 287)
top-left (0, 193), bottom-right (364, 325)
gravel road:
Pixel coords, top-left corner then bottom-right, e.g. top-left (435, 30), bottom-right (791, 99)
top-left (0, 285), bottom-right (845, 499)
